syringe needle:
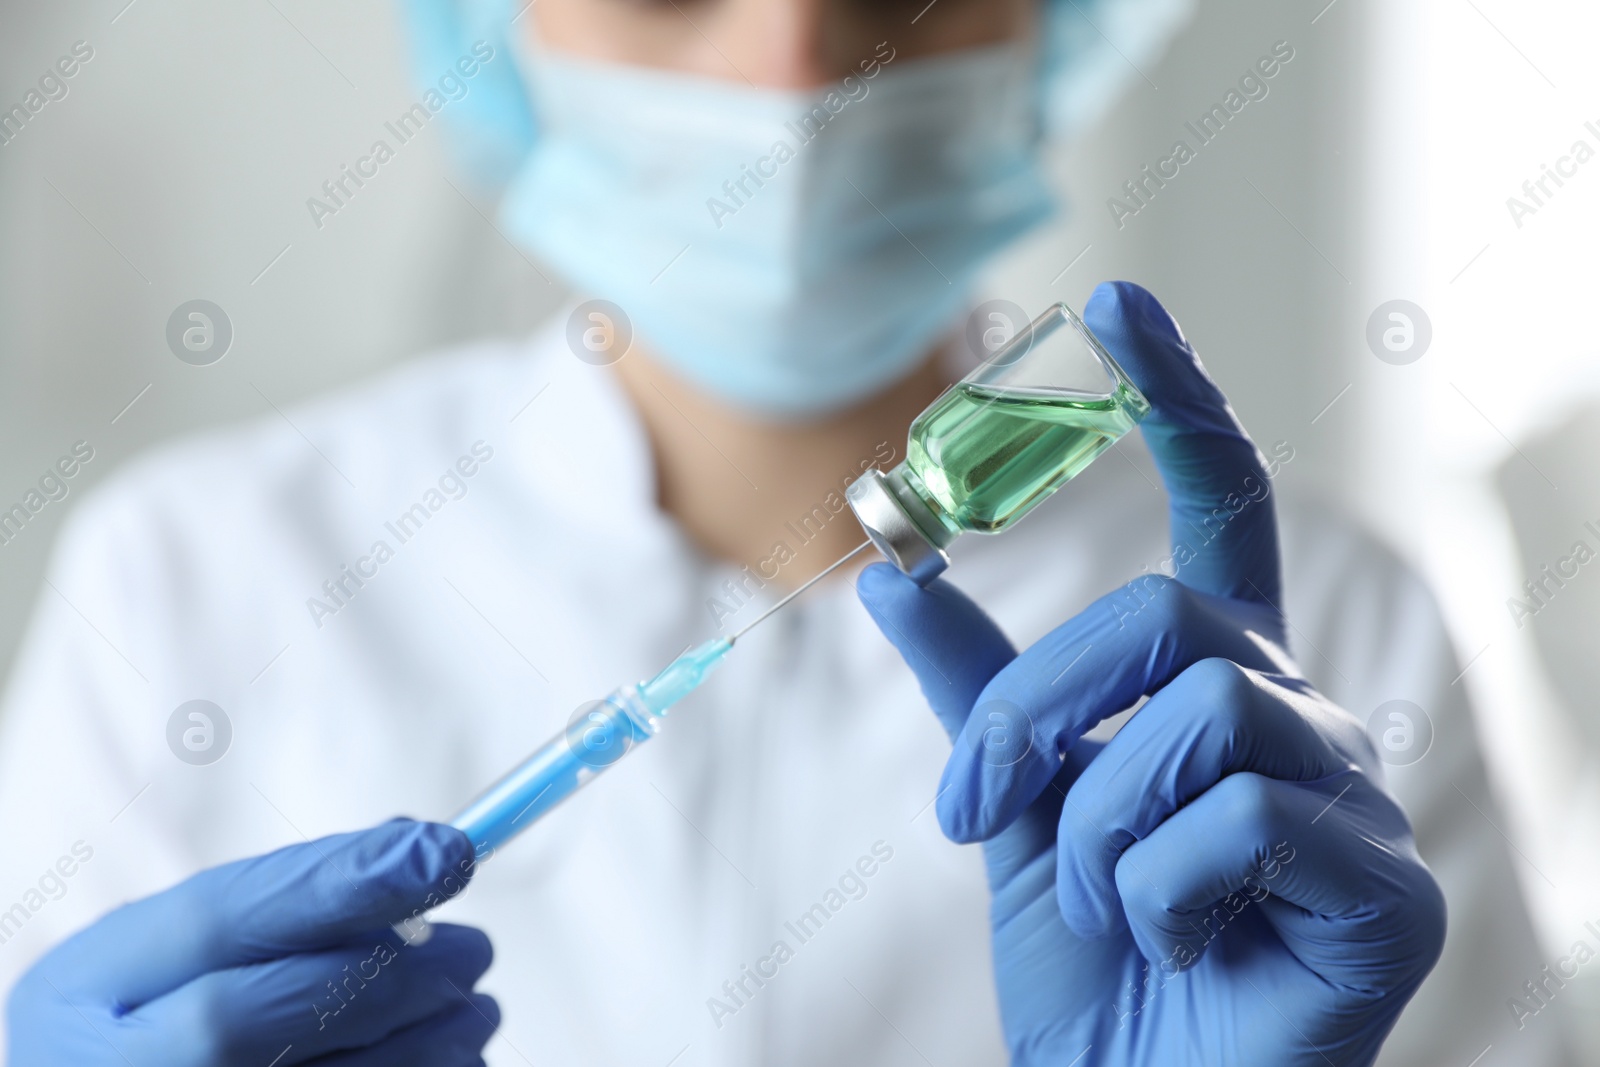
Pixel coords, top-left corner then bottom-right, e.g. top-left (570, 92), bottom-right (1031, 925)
top-left (728, 540), bottom-right (874, 643)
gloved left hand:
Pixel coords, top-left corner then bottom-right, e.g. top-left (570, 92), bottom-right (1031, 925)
top-left (8, 819), bottom-right (498, 1066)
top-left (857, 282), bottom-right (1446, 1066)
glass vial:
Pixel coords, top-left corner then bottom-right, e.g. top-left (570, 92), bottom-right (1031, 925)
top-left (847, 302), bottom-right (1149, 584)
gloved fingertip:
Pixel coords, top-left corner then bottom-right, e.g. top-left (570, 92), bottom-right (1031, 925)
top-left (411, 820), bottom-right (477, 874)
top-left (931, 756), bottom-right (976, 843)
top-left (1083, 279), bottom-right (1128, 314)
top-left (454, 924), bottom-right (496, 978)
top-left (403, 922), bottom-right (496, 983)
top-left (934, 790), bottom-right (983, 845)
top-left (465, 919), bottom-right (496, 958)
top-left (1083, 281), bottom-right (1215, 417)
top-left (353, 820), bottom-right (476, 904)
top-left (857, 563), bottom-right (1019, 742)
top-left (1053, 862), bottom-right (1125, 943)
top-left (1127, 926), bottom-right (1180, 972)
top-left (1086, 282), bottom-right (1193, 372)
top-left (855, 560), bottom-right (915, 610)
top-left (1084, 280), bottom-right (1183, 344)
top-left (938, 721), bottom-right (1073, 844)
top-left (934, 766), bottom-right (1004, 845)
top-left (472, 992), bottom-right (502, 1032)
top-left (855, 562), bottom-right (941, 679)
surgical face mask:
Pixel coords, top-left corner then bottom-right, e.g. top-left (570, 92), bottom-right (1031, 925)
top-left (501, 42), bottom-right (1055, 418)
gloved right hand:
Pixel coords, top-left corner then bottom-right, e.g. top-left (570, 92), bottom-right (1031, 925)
top-left (858, 282), bottom-right (1447, 1066)
top-left (8, 818), bottom-right (498, 1066)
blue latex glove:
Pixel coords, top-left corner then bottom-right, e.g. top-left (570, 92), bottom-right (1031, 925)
top-left (857, 282), bottom-right (1446, 1066)
top-left (9, 819), bottom-right (498, 1066)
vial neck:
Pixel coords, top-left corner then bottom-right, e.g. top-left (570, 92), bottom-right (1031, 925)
top-left (890, 463), bottom-right (963, 544)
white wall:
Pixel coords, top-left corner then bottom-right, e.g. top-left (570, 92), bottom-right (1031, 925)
top-left (0, 0), bottom-right (564, 680)
top-left (1400, 0), bottom-right (1600, 1032)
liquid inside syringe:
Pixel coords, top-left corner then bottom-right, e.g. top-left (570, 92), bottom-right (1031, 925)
top-left (449, 542), bottom-right (870, 853)
top-left (450, 636), bottom-right (733, 853)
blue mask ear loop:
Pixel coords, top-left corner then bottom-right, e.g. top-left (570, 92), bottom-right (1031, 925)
top-left (399, 0), bottom-right (540, 190)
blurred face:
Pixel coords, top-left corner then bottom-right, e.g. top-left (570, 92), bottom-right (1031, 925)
top-left (531, 0), bottom-right (1035, 86)
top-left (515, 0), bottom-right (1050, 418)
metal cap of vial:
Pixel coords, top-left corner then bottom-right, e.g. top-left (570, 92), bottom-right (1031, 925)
top-left (846, 468), bottom-right (952, 586)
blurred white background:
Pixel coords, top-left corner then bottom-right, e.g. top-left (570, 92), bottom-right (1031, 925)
top-left (2, 0), bottom-right (1598, 1055)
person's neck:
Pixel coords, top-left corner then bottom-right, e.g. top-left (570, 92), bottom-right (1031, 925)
top-left (611, 346), bottom-right (950, 590)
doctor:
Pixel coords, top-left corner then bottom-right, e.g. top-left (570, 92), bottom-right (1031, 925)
top-left (0, 0), bottom-right (1564, 1065)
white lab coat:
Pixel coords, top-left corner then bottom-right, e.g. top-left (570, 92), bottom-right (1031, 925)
top-left (0, 317), bottom-right (1568, 1067)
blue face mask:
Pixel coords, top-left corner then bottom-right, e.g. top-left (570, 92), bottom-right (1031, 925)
top-left (500, 43), bottom-right (1056, 417)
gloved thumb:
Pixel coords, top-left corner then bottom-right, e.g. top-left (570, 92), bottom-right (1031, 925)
top-left (856, 562), bottom-right (1016, 741)
top-left (52, 818), bottom-right (475, 1008)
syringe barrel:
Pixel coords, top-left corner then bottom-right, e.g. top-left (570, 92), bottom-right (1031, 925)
top-left (450, 685), bottom-right (658, 853)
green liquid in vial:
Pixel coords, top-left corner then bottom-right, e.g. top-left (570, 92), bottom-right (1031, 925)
top-left (906, 382), bottom-right (1146, 534)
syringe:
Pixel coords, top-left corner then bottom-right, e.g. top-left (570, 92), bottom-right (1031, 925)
top-left (449, 541), bottom-right (873, 855)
